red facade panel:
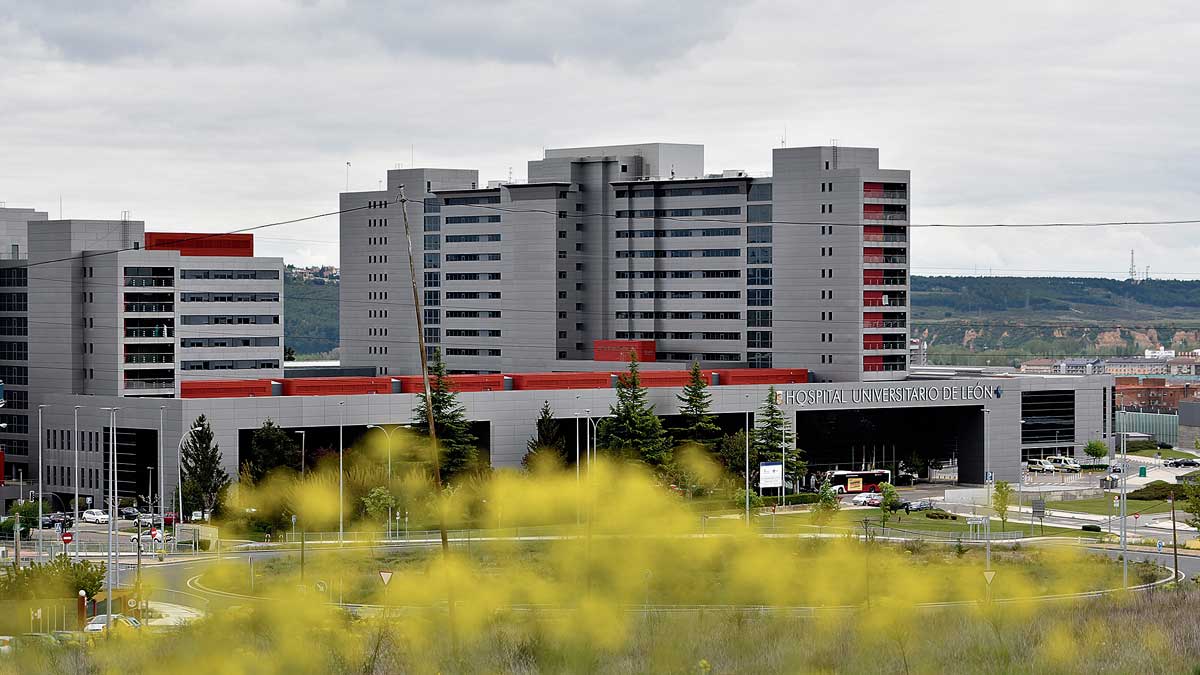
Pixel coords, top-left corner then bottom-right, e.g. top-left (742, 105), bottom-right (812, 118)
top-left (863, 203), bottom-right (884, 214)
top-left (594, 340), bottom-right (656, 362)
top-left (281, 377), bottom-right (392, 396)
top-left (145, 232), bottom-right (255, 257)
top-left (397, 374), bottom-right (505, 393)
top-left (863, 335), bottom-right (885, 349)
top-left (714, 368), bottom-right (808, 385)
top-left (637, 371), bottom-right (697, 388)
top-left (509, 372), bottom-right (614, 390)
top-left (863, 225), bottom-right (884, 236)
top-left (863, 247), bottom-right (883, 256)
top-left (181, 379), bottom-right (275, 399)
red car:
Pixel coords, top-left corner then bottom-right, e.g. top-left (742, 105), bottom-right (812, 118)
top-left (162, 512), bottom-right (179, 527)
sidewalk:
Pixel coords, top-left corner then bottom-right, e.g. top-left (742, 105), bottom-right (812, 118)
top-left (146, 601), bottom-right (203, 627)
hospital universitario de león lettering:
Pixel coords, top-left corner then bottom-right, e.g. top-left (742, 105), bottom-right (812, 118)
top-left (777, 384), bottom-right (1003, 407)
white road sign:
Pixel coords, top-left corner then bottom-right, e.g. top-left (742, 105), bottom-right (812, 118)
top-left (758, 462), bottom-right (783, 489)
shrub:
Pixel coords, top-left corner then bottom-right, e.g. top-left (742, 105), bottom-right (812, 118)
top-left (925, 510), bottom-right (958, 521)
top-left (1082, 524), bottom-right (1101, 532)
top-left (1130, 481), bottom-right (1174, 501)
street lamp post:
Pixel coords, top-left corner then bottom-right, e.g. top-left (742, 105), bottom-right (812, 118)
top-left (99, 406), bottom-right (119, 632)
top-left (37, 404), bottom-right (46, 561)
top-left (176, 425), bottom-right (203, 547)
top-left (1120, 431), bottom-right (1129, 587)
top-left (983, 408), bottom-right (992, 570)
top-left (367, 424), bottom-right (395, 538)
top-left (338, 401), bottom-right (345, 547)
top-left (73, 405), bottom-right (81, 554)
top-left (158, 406), bottom-right (165, 536)
top-left (744, 393), bottom-right (753, 526)
top-left (295, 430), bottom-right (306, 474)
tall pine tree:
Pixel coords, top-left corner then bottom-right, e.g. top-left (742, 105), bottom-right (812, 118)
top-left (752, 386), bottom-right (806, 490)
top-left (181, 414), bottom-right (231, 517)
top-left (674, 361), bottom-right (720, 445)
top-left (596, 353), bottom-right (673, 467)
top-left (412, 348), bottom-right (480, 483)
top-left (522, 401), bottom-right (568, 471)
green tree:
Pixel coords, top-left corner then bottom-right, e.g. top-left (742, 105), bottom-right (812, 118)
top-left (181, 415), bottom-right (230, 517)
top-left (1083, 439), bottom-right (1109, 463)
top-left (1183, 484), bottom-right (1200, 532)
top-left (596, 354), bottom-right (672, 467)
top-left (714, 430), bottom-right (755, 484)
top-left (877, 483), bottom-right (901, 527)
top-left (752, 387), bottom-right (806, 491)
top-left (412, 348), bottom-right (480, 483)
top-left (674, 362), bottom-right (719, 444)
top-left (522, 401), bottom-right (568, 472)
top-left (812, 479), bottom-right (841, 531)
top-left (992, 480), bottom-right (1014, 531)
top-left (0, 555), bottom-right (105, 600)
top-left (1194, 436), bottom-right (1199, 451)
top-left (361, 486), bottom-right (396, 526)
top-left (284, 345), bottom-right (297, 361)
top-left (241, 418), bottom-right (300, 482)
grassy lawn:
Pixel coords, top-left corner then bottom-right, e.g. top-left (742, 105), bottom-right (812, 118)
top-left (1129, 447), bottom-right (1195, 460)
top-left (1048, 497), bottom-right (1172, 516)
top-left (758, 507), bottom-right (1090, 538)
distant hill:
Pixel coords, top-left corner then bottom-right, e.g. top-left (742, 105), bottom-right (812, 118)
top-left (912, 277), bottom-right (1200, 366)
top-left (282, 273), bottom-right (1200, 364)
top-left (284, 274), bottom-right (338, 357)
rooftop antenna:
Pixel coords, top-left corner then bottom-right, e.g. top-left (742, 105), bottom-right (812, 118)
top-left (831, 138), bottom-right (839, 169)
top-left (781, 126), bottom-right (787, 147)
top-left (345, 162), bottom-right (351, 192)
top-left (410, 144), bottom-right (414, 169)
top-left (508, 166), bottom-right (512, 183)
top-left (1145, 265), bottom-right (1151, 281)
top-left (1128, 249), bottom-right (1137, 281)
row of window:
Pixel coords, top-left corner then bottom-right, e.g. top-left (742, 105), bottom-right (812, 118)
top-left (445, 291), bottom-right (501, 300)
top-left (445, 253), bottom-right (502, 262)
top-left (616, 311), bottom-right (742, 320)
top-left (368, 254), bottom-right (389, 263)
top-left (0, 316), bottom-right (26, 336)
top-left (0, 268), bottom-right (26, 287)
top-left (443, 195), bottom-right (500, 205)
top-left (445, 329), bottom-right (502, 338)
top-left (180, 337), bottom-right (280, 348)
top-left (445, 233), bottom-right (501, 243)
top-left (446, 310), bottom-right (502, 318)
top-left (368, 236), bottom-right (388, 246)
top-left (444, 272), bottom-right (501, 281)
top-left (657, 352), bottom-right (743, 362)
top-left (181, 359), bottom-right (280, 371)
top-left (747, 269), bottom-right (772, 285)
top-left (367, 218), bottom-right (388, 228)
top-left (616, 207), bottom-right (741, 219)
top-left (0, 341), bottom-right (27, 360)
top-left (616, 227), bottom-right (741, 238)
top-left (615, 331), bottom-right (743, 341)
top-left (615, 290), bottom-right (741, 299)
top-left (444, 216), bottom-right (502, 224)
top-left (614, 185), bottom-right (742, 198)
top-left (0, 365), bottom-right (27, 384)
top-left (445, 348), bottom-right (503, 357)
top-left (616, 249), bottom-right (740, 259)
top-left (0, 292), bottom-right (27, 312)
top-left (615, 270), bottom-right (741, 280)
top-left (3, 389), bottom-right (26, 409)
top-left (180, 269), bottom-right (278, 280)
top-left (179, 292), bottom-right (279, 303)
top-left (179, 315), bottom-right (280, 325)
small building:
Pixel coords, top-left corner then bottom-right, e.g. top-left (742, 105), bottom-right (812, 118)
top-left (1019, 358), bottom-right (1058, 374)
top-left (1059, 358), bottom-right (1104, 375)
top-left (1105, 357), bottom-right (1169, 376)
top-left (1114, 377), bottom-right (1200, 412)
top-left (1168, 357), bottom-right (1199, 376)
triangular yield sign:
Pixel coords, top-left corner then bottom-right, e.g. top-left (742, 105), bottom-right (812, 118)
top-left (983, 570), bottom-right (996, 586)
top-left (379, 570), bottom-right (393, 586)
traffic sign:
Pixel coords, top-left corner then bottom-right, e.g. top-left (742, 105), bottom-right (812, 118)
top-left (1032, 499), bottom-right (1046, 518)
top-left (985, 471), bottom-right (995, 484)
top-left (315, 580), bottom-right (328, 593)
top-left (758, 462), bottom-right (783, 489)
top-left (967, 517), bottom-right (987, 525)
top-left (379, 570), bottom-right (393, 586)
top-left (61, 531), bottom-right (73, 545)
top-left (1134, 513), bottom-right (1141, 521)
top-left (983, 570), bottom-right (996, 585)
top-left (127, 598), bottom-right (137, 609)
top-left (85, 496), bottom-right (92, 506)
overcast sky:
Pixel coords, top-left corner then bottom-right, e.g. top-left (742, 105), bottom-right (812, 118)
top-left (2, 1), bottom-right (1198, 278)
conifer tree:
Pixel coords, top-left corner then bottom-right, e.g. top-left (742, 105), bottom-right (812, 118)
top-left (522, 401), bottom-right (568, 471)
top-left (412, 348), bottom-right (479, 482)
top-left (752, 386), bottom-right (806, 489)
top-left (674, 361), bottom-right (720, 444)
top-left (596, 353), bottom-right (673, 467)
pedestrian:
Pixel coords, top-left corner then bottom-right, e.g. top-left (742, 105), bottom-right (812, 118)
top-left (264, 532), bottom-right (271, 543)
top-left (1157, 540), bottom-right (1164, 553)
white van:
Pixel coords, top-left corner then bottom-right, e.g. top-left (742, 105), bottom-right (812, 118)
top-left (1027, 459), bottom-right (1058, 473)
top-left (1045, 455), bottom-right (1081, 473)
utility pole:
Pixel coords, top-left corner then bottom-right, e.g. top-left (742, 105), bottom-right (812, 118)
top-left (1120, 432), bottom-right (1128, 588)
top-left (1170, 490), bottom-right (1180, 584)
top-left (37, 404), bottom-right (46, 561)
top-left (397, 185), bottom-right (456, 647)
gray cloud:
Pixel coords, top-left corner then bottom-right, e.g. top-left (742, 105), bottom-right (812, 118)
top-left (0, 0), bottom-right (1198, 276)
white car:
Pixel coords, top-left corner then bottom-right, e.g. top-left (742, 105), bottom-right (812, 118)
top-left (81, 509), bottom-right (109, 524)
top-left (849, 493), bottom-right (876, 506)
top-left (83, 615), bottom-right (141, 633)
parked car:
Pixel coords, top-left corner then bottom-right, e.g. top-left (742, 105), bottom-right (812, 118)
top-left (119, 507), bottom-right (140, 520)
top-left (1109, 463), bottom-right (1124, 473)
top-left (41, 513), bottom-right (73, 529)
top-left (1046, 456), bottom-right (1082, 473)
top-left (849, 493), bottom-right (876, 506)
top-left (81, 509), bottom-right (109, 524)
top-left (134, 513), bottom-right (162, 527)
top-left (83, 615), bottom-right (141, 634)
top-left (162, 512), bottom-right (179, 527)
top-left (866, 494), bottom-right (885, 507)
top-left (0, 635), bottom-right (12, 655)
top-left (904, 499), bottom-right (935, 512)
top-left (1027, 459), bottom-right (1059, 473)
top-left (1165, 458), bottom-right (1200, 468)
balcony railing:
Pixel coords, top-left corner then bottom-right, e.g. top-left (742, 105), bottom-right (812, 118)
top-left (863, 319), bottom-right (908, 329)
top-left (124, 378), bottom-right (175, 390)
top-left (863, 233), bottom-right (907, 243)
top-left (125, 327), bottom-right (175, 338)
top-left (864, 343), bottom-right (908, 351)
top-left (862, 212), bottom-right (908, 221)
top-left (125, 354), bottom-right (174, 364)
top-left (863, 298), bottom-right (906, 307)
top-left (124, 303), bottom-right (174, 313)
top-left (863, 255), bottom-right (907, 264)
top-left (863, 277), bottom-right (907, 286)
top-left (863, 363), bottom-right (907, 372)
top-left (124, 277), bottom-right (174, 288)
top-left (863, 190), bottom-right (908, 200)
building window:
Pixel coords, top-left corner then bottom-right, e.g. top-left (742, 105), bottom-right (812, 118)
top-left (423, 253), bottom-right (440, 269)
top-left (424, 272), bottom-right (440, 287)
top-left (746, 226), bottom-right (772, 243)
top-left (747, 310), bottom-right (772, 328)
top-left (748, 183), bottom-right (772, 201)
top-left (746, 247), bottom-right (772, 265)
top-left (747, 268), bottom-right (772, 286)
top-left (423, 234), bottom-right (440, 250)
top-left (747, 204), bottom-right (773, 223)
top-left (424, 290), bottom-right (440, 307)
top-left (747, 289), bottom-right (772, 306)
top-left (423, 216), bottom-right (440, 231)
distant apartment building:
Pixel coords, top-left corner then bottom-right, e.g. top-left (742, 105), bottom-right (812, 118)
top-left (340, 143), bottom-right (912, 382)
top-left (1114, 376), bottom-right (1200, 411)
top-left (1059, 358), bottom-right (1105, 375)
top-left (1105, 357), bottom-right (1169, 376)
top-left (1019, 358), bottom-right (1057, 374)
top-left (1169, 356), bottom-right (1199, 376)
top-left (1145, 348), bottom-right (1177, 359)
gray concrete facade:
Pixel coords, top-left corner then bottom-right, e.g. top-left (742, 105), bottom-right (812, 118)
top-left (339, 143), bottom-right (910, 381)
